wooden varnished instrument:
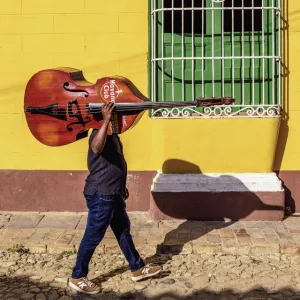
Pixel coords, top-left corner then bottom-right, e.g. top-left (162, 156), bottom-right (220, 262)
top-left (24, 67), bottom-right (234, 146)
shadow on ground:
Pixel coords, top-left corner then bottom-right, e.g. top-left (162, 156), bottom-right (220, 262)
top-left (143, 159), bottom-right (285, 269)
top-left (88, 159), bottom-right (286, 285)
top-left (0, 274), bottom-right (299, 300)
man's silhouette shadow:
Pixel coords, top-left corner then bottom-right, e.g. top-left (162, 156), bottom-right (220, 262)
top-left (95, 159), bottom-right (285, 283)
top-left (145, 159), bottom-right (284, 268)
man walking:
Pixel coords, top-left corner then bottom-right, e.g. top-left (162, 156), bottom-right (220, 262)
top-left (69, 102), bottom-right (161, 295)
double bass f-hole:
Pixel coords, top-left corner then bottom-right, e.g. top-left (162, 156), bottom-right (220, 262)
top-left (66, 99), bottom-right (91, 131)
top-left (63, 82), bottom-right (89, 98)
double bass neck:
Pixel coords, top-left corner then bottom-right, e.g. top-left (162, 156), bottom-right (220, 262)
top-left (87, 97), bottom-right (234, 113)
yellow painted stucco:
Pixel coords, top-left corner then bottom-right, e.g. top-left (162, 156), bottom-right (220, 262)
top-left (0, 0), bottom-right (295, 173)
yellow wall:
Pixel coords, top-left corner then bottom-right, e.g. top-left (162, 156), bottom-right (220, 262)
top-left (0, 0), bottom-right (294, 173)
top-left (273, 0), bottom-right (300, 171)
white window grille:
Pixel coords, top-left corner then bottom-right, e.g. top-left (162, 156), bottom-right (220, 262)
top-left (150, 0), bottom-right (282, 118)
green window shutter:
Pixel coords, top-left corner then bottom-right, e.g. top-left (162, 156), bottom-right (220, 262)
top-left (149, 0), bottom-right (281, 118)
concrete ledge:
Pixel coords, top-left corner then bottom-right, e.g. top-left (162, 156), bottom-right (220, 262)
top-left (151, 172), bottom-right (284, 192)
top-left (150, 172), bottom-right (285, 221)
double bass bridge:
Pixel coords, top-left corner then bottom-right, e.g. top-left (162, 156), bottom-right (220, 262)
top-left (66, 99), bottom-right (91, 131)
top-left (24, 99), bottom-right (91, 132)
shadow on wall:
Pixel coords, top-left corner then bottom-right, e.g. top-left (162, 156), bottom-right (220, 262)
top-left (162, 158), bottom-right (202, 174)
top-left (274, 0), bottom-right (296, 214)
top-left (152, 158), bottom-right (285, 221)
top-left (90, 156), bottom-right (286, 286)
top-left (89, 160), bottom-right (287, 284)
top-left (273, 0), bottom-right (290, 167)
top-left (145, 158), bottom-right (286, 267)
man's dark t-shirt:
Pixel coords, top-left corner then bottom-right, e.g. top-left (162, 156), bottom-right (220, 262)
top-left (83, 129), bottom-right (127, 196)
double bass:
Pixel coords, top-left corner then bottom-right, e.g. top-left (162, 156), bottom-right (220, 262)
top-left (24, 67), bottom-right (234, 146)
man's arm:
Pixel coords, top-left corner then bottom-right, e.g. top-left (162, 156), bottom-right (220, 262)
top-left (91, 102), bottom-right (114, 154)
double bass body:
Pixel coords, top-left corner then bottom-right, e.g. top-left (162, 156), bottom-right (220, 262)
top-left (24, 67), bottom-right (147, 146)
top-left (24, 67), bottom-right (234, 147)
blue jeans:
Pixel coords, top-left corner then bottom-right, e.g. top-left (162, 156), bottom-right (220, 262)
top-left (72, 192), bottom-right (145, 278)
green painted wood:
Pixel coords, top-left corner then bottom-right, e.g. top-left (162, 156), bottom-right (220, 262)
top-left (151, 0), bottom-right (280, 114)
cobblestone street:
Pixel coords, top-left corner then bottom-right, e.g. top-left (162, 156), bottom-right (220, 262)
top-left (1, 251), bottom-right (300, 299)
top-left (1, 212), bottom-right (300, 299)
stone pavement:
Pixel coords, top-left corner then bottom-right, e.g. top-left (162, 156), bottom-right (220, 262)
top-left (1, 212), bottom-right (300, 299)
top-left (1, 251), bottom-right (300, 300)
top-left (1, 211), bottom-right (300, 256)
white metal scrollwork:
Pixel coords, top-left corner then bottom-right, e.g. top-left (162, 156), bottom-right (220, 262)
top-left (152, 105), bottom-right (282, 119)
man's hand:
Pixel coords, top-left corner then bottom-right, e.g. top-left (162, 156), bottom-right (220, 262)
top-left (91, 102), bottom-right (114, 154)
top-left (102, 102), bottom-right (114, 123)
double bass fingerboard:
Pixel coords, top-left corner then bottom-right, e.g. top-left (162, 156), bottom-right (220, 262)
top-left (109, 99), bottom-right (119, 134)
top-left (110, 113), bottom-right (120, 134)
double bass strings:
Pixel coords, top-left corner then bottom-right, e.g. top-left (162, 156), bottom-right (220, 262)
top-left (35, 102), bottom-right (200, 115)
